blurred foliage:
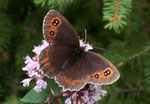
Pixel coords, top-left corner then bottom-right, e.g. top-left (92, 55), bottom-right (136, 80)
top-left (2, 96), bottom-right (23, 104)
top-left (0, 0), bottom-right (150, 104)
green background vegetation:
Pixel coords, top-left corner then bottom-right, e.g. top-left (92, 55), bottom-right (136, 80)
top-left (0, 0), bottom-right (150, 104)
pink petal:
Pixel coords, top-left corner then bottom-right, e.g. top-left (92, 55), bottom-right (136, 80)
top-left (21, 78), bottom-right (33, 87)
top-left (72, 92), bottom-right (77, 99)
top-left (46, 96), bottom-right (51, 104)
top-left (22, 55), bottom-right (38, 75)
top-left (79, 39), bottom-right (93, 52)
top-left (34, 85), bottom-right (42, 92)
top-left (34, 79), bottom-right (47, 93)
top-left (82, 91), bottom-right (89, 102)
top-left (33, 40), bottom-right (49, 55)
top-left (99, 89), bottom-right (107, 96)
top-left (65, 97), bottom-right (71, 104)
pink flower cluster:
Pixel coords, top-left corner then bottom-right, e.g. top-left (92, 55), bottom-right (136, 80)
top-left (21, 40), bottom-right (49, 92)
top-left (63, 84), bottom-right (107, 104)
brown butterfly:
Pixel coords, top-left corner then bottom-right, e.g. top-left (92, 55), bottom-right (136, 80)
top-left (38, 10), bottom-right (120, 91)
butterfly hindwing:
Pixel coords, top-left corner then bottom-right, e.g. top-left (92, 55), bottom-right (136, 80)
top-left (43, 10), bottom-right (79, 48)
top-left (55, 51), bottom-right (120, 91)
top-left (85, 52), bottom-right (120, 85)
top-left (55, 53), bottom-right (88, 91)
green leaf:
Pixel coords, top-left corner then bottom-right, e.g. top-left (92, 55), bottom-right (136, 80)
top-left (20, 88), bottom-right (49, 103)
top-left (49, 79), bottom-right (62, 96)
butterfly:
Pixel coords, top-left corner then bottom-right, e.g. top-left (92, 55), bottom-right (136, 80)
top-left (39, 10), bottom-right (120, 91)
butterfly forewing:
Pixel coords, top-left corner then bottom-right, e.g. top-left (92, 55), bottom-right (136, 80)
top-left (43, 10), bottom-right (79, 48)
top-left (40, 10), bottom-right (80, 78)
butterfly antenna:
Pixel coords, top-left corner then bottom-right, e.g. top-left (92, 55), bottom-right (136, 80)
top-left (93, 47), bottom-right (106, 51)
top-left (84, 28), bottom-right (87, 42)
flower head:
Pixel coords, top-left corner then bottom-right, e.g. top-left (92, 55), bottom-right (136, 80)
top-left (63, 84), bottom-right (107, 104)
top-left (21, 78), bottom-right (33, 87)
top-left (34, 78), bottom-right (47, 92)
top-left (33, 40), bottom-right (49, 56)
top-left (21, 40), bottom-right (49, 93)
top-left (79, 39), bottom-right (93, 51)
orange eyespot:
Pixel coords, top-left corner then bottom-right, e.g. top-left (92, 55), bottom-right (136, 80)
top-left (52, 19), bottom-right (60, 26)
top-left (61, 76), bottom-right (66, 80)
top-left (104, 69), bottom-right (111, 76)
top-left (88, 67), bottom-right (114, 80)
top-left (50, 16), bottom-right (62, 28)
top-left (49, 31), bottom-right (55, 35)
top-left (94, 74), bottom-right (99, 78)
top-left (47, 16), bottom-right (62, 42)
top-left (102, 68), bottom-right (113, 78)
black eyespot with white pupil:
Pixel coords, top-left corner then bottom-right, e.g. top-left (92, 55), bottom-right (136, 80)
top-left (52, 19), bottom-right (59, 26)
top-left (94, 74), bottom-right (99, 78)
top-left (50, 31), bottom-right (55, 35)
top-left (104, 70), bottom-right (111, 76)
top-left (62, 77), bottom-right (65, 80)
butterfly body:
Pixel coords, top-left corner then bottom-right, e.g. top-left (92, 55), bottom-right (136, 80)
top-left (62, 48), bottom-right (84, 69)
top-left (39, 10), bottom-right (120, 91)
